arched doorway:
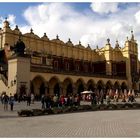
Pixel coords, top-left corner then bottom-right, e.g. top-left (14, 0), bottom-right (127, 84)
top-left (77, 84), bottom-right (84, 95)
top-left (66, 83), bottom-right (73, 96)
top-left (87, 80), bottom-right (95, 91)
top-left (114, 81), bottom-right (121, 94)
top-left (40, 83), bottom-right (45, 95)
top-left (63, 78), bottom-right (73, 96)
top-left (121, 82), bottom-right (127, 93)
top-left (88, 84), bottom-right (94, 91)
top-left (54, 83), bottom-right (60, 97)
top-left (76, 78), bottom-right (85, 95)
top-left (31, 75), bottom-right (47, 100)
top-left (19, 84), bottom-right (26, 96)
top-left (105, 81), bottom-right (113, 94)
top-left (30, 81), bottom-right (34, 94)
top-left (114, 81), bottom-right (120, 90)
top-left (97, 80), bottom-right (104, 92)
top-left (49, 76), bottom-right (61, 96)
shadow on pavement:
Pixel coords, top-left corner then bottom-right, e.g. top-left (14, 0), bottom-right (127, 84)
top-left (0, 115), bottom-right (18, 119)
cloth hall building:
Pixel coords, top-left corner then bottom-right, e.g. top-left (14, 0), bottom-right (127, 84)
top-left (0, 19), bottom-right (140, 98)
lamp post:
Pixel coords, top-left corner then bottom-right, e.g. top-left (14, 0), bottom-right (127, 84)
top-left (10, 75), bottom-right (17, 87)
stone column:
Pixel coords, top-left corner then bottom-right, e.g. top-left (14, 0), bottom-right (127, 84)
top-left (62, 83), bottom-right (66, 96)
top-left (60, 82), bottom-right (64, 96)
top-left (72, 84), bottom-right (77, 95)
top-left (44, 82), bottom-right (49, 95)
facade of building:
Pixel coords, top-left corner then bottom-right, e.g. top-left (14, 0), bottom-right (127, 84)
top-left (0, 19), bottom-right (140, 98)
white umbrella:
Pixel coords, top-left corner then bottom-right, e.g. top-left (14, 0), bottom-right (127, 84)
top-left (81, 91), bottom-right (93, 94)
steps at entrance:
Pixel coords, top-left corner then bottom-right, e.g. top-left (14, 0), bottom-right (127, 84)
top-left (0, 73), bottom-right (8, 86)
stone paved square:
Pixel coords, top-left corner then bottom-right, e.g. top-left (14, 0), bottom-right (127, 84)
top-left (0, 101), bottom-right (140, 137)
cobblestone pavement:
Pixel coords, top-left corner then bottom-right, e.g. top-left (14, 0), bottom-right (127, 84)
top-left (0, 100), bottom-right (140, 137)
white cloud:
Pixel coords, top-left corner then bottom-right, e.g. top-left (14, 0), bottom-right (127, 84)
top-left (20, 3), bottom-right (123, 47)
top-left (7, 14), bottom-right (16, 26)
top-left (90, 2), bottom-right (119, 14)
top-left (21, 3), bottom-right (90, 44)
top-left (0, 14), bottom-right (16, 28)
top-left (135, 10), bottom-right (140, 24)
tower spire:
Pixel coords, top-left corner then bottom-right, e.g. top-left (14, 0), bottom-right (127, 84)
top-left (5, 17), bottom-right (7, 21)
top-left (107, 38), bottom-right (110, 45)
top-left (56, 34), bottom-right (59, 40)
top-left (68, 38), bottom-right (71, 43)
top-left (131, 30), bottom-right (134, 41)
top-left (30, 28), bottom-right (33, 34)
top-left (115, 40), bottom-right (119, 48)
top-left (3, 17), bottom-right (10, 28)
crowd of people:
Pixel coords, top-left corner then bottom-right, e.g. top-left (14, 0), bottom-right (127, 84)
top-left (88, 89), bottom-right (137, 105)
top-left (1, 92), bottom-right (15, 111)
top-left (0, 92), bottom-right (35, 111)
top-left (13, 93), bottom-right (35, 104)
top-left (40, 88), bottom-right (138, 109)
top-left (41, 94), bottom-right (80, 109)
top-left (0, 89), bottom-right (138, 111)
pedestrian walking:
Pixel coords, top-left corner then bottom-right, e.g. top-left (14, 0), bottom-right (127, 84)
top-left (91, 92), bottom-right (96, 105)
top-left (106, 94), bottom-right (110, 105)
top-left (27, 93), bottom-right (31, 106)
top-left (3, 92), bottom-right (9, 111)
top-left (53, 94), bottom-right (58, 107)
top-left (9, 93), bottom-right (15, 111)
top-left (45, 94), bottom-right (51, 109)
top-left (41, 94), bottom-right (45, 109)
top-left (100, 90), bottom-right (104, 104)
top-left (31, 93), bottom-right (35, 104)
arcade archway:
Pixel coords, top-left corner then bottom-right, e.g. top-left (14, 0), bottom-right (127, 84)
top-left (63, 78), bottom-right (73, 96)
top-left (96, 80), bottom-right (104, 92)
top-left (121, 82), bottom-right (127, 93)
top-left (87, 80), bottom-right (95, 91)
top-left (49, 76), bottom-right (61, 96)
top-left (114, 81), bottom-right (121, 90)
top-left (54, 83), bottom-right (60, 97)
top-left (105, 81), bottom-right (113, 94)
top-left (76, 78), bottom-right (85, 95)
top-left (31, 75), bottom-right (47, 99)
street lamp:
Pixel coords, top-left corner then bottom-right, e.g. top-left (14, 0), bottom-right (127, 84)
top-left (10, 75), bottom-right (17, 87)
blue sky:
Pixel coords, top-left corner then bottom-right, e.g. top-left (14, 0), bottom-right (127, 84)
top-left (1, 2), bottom-right (140, 58)
top-left (0, 2), bottom-right (93, 25)
top-left (0, 2), bottom-right (137, 25)
top-left (0, 3), bottom-right (42, 24)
